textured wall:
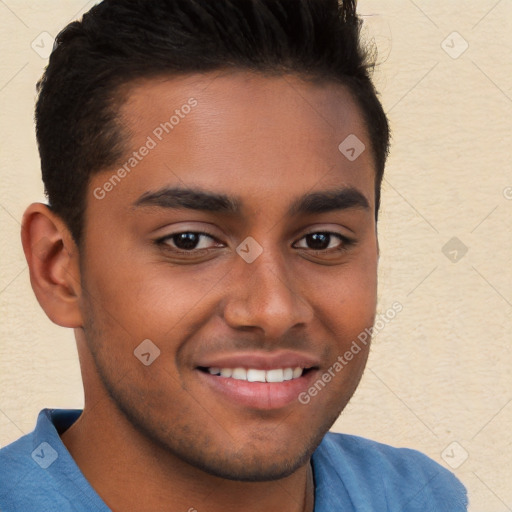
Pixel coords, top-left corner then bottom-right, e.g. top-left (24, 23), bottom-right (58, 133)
top-left (1, 1), bottom-right (511, 510)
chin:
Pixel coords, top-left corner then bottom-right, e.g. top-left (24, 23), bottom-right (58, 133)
top-left (185, 448), bottom-right (312, 482)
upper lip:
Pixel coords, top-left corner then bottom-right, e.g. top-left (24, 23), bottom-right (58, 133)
top-left (195, 350), bottom-right (321, 370)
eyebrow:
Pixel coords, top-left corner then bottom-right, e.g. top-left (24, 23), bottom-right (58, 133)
top-left (132, 185), bottom-right (370, 216)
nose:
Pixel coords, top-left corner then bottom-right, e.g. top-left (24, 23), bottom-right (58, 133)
top-left (221, 244), bottom-right (314, 340)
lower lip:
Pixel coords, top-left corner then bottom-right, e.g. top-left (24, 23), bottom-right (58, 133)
top-left (196, 369), bottom-right (319, 410)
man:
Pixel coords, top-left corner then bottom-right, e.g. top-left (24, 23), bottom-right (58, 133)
top-left (0, 0), bottom-right (467, 510)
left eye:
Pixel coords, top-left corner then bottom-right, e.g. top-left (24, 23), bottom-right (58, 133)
top-left (293, 232), bottom-right (349, 251)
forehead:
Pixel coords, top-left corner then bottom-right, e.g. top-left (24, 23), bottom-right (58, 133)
top-left (89, 71), bottom-right (375, 218)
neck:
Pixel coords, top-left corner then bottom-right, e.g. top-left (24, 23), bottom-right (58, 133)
top-left (60, 402), bottom-right (314, 512)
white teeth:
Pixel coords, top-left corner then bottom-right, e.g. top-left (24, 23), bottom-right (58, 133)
top-left (247, 369), bottom-right (266, 382)
top-left (207, 366), bottom-right (305, 382)
top-left (266, 369), bottom-right (284, 383)
top-left (231, 368), bottom-right (247, 380)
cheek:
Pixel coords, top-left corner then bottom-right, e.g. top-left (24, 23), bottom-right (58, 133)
top-left (82, 251), bottom-right (229, 354)
top-left (311, 254), bottom-right (378, 336)
top-left (339, 268), bottom-right (377, 324)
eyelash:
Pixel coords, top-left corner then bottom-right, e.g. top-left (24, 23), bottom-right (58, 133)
top-left (155, 230), bottom-right (355, 255)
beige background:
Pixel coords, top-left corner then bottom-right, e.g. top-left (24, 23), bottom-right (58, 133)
top-left (1, 1), bottom-right (511, 510)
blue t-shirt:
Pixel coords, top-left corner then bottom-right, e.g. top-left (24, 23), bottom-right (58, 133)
top-left (0, 409), bottom-right (467, 511)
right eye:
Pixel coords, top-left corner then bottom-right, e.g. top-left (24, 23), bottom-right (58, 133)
top-left (156, 231), bottom-right (224, 253)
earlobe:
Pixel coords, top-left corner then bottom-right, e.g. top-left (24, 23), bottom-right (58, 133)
top-left (21, 203), bottom-right (83, 328)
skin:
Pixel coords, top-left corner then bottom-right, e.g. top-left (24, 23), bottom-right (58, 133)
top-left (21, 71), bottom-right (379, 512)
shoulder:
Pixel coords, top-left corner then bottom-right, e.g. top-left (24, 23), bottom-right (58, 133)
top-left (0, 409), bottom-right (107, 512)
top-left (0, 424), bottom-right (59, 512)
top-left (312, 432), bottom-right (468, 511)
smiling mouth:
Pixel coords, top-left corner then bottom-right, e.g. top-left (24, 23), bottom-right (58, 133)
top-left (198, 367), bottom-right (315, 383)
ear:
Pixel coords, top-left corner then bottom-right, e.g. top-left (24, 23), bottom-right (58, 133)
top-left (21, 203), bottom-right (83, 328)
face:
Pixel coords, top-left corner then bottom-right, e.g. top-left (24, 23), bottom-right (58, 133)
top-left (78, 72), bottom-right (378, 481)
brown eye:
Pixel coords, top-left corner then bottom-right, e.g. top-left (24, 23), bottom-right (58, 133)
top-left (172, 233), bottom-right (203, 250)
top-left (294, 232), bottom-right (351, 251)
top-left (304, 233), bottom-right (331, 250)
top-left (157, 232), bottom-right (221, 252)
